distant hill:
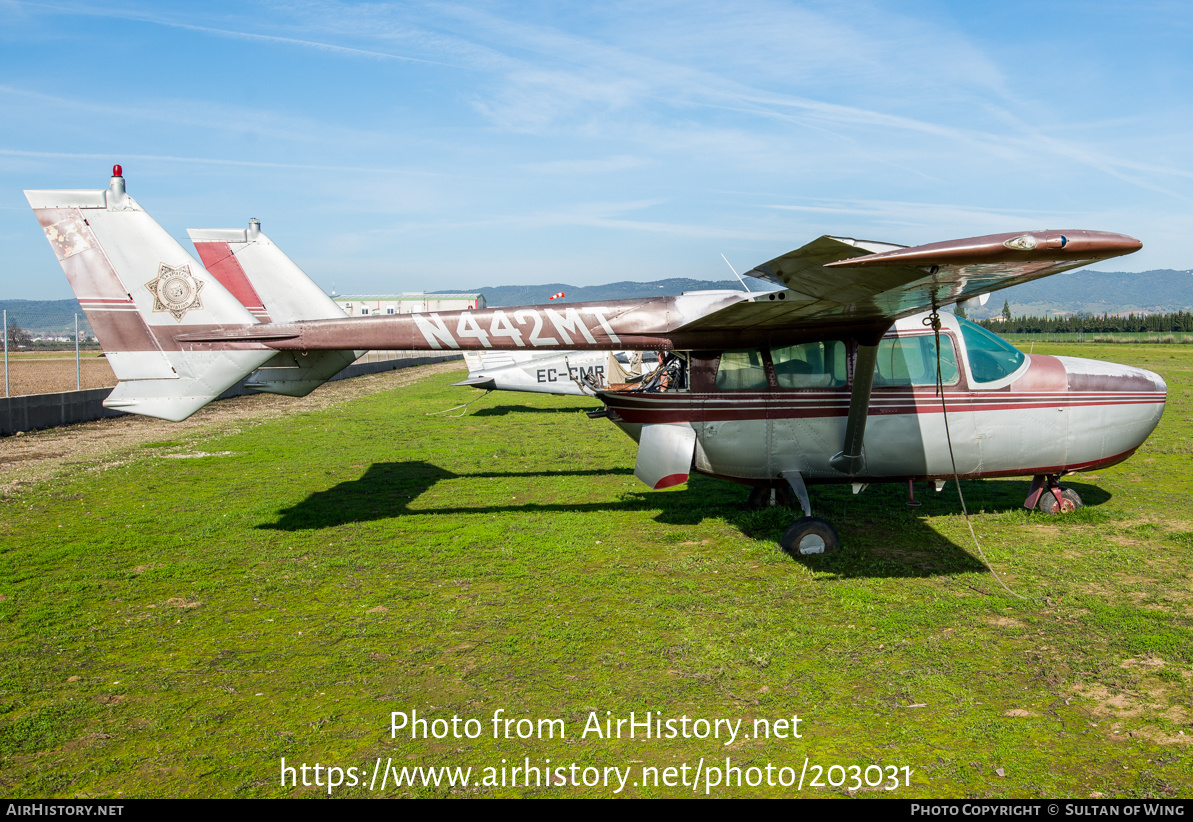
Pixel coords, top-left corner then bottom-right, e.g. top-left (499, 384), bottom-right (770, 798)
top-left (0, 299), bottom-right (87, 336)
top-left (443, 278), bottom-right (752, 307)
top-left (460, 270), bottom-right (1193, 314)
top-left (968, 269), bottom-right (1193, 318)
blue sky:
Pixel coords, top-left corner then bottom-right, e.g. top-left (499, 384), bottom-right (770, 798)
top-left (1, 0), bottom-right (1190, 300)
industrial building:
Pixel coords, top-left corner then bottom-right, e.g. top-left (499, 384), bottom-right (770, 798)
top-left (333, 293), bottom-right (486, 316)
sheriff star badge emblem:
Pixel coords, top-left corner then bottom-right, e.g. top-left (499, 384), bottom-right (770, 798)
top-left (146, 263), bottom-right (204, 321)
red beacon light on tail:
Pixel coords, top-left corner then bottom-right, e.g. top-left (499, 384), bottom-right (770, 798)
top-left (109, 164), bottom-right (126, 204)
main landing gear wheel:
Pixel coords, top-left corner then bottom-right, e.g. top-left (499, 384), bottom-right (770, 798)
top-left (1038, 487), bottom-right (1083, 515)
top-left (747, 484), bottom-right (795, 509)
top-left (780, 517), bottom-right (841, 557)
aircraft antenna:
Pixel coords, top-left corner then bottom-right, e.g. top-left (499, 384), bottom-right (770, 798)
top-left (720, 254), bottom-right (752, 293)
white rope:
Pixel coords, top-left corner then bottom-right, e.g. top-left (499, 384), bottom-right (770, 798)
top-left (425, 389), bottom-right (494, 417)
top-left (926, 312), bottom-right (1027, 600)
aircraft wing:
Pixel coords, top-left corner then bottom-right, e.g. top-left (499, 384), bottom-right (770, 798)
top-left (676, 230), bottom-right (1140, 336)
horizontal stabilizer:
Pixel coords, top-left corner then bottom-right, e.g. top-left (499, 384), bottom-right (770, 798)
top-left (452, 376), bottom-right (497, 389)
top-left (244, 350), bottom-right (360, 396)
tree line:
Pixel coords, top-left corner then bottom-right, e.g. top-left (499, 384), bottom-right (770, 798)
top-left (6, 322), bottom-right (33, 349)
top-left (977, 301), bottom-right (1193, 334)
top-left (4, 322), bottom-right (97, 350)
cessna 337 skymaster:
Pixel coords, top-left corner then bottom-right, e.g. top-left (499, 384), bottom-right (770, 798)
top-left (27, 168), bottom-right (1166, 557)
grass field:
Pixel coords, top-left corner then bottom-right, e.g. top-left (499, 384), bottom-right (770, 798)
top-left (1000, 333), bottom-right (1193, 345)
top-left (2, 345), bottom-right (1192, 798)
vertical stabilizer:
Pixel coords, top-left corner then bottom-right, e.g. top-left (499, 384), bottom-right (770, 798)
top-left (189, 221), bottom-right (348, 323)
top-left (188, 221), bottom-right (359, 396)
top-left (25, 168), bottom-right (275, 420)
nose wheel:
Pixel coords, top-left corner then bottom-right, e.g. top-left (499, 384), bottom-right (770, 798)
top-left (1025, 474), bottom-right (1084, 514)
top-left (1039, 486), bottom-right (1083, 514)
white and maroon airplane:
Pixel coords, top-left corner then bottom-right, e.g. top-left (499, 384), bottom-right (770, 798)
top-left (26, 168), bottom-right (1165, 557)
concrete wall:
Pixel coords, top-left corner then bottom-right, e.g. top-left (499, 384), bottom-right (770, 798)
top-left (0, 388), bottom-right (125, 436)
top-left (0, 354), bottom-right (460, 437)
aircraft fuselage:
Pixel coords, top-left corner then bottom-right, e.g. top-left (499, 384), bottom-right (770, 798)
top-left (600, 313), bottom-right (1166, 487)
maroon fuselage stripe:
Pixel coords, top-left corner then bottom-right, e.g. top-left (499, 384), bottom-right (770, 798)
top-left (602, 390), bottom-right (1164, 423)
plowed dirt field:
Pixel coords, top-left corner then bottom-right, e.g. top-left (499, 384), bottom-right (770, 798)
top-left (2, 353), bottom-right (115, 396)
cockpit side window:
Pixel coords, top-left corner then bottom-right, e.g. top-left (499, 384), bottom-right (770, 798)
top-left (770, 341), bottom-right (847, 388)
top-left (958, 317), bottom-right (1026, 384)
top-left (874, 334), bottom-right (960, 387)
top-left (715, 349), bottom-right (769, 390)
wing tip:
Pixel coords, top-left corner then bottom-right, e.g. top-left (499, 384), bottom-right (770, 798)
top-left (826, 230), bottom-right (1142, 268)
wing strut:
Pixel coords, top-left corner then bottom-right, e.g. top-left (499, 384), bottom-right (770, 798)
top-left (829, 327), bottom-right (889, 476)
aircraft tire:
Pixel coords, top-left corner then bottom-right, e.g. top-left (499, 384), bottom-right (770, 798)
top-left (1038, 487), bottom-right (1082, 515)
top-left (780, 517), bottom-right (840, 557)
top-left (747, 484), bottom-right (796, 509)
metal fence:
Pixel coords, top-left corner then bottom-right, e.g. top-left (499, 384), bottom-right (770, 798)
top-left (0, 353), bottom-right (461, 437)
top-left (3, 309), bottom-right (101, 397)
top-left (2, 308), bottom-right (446, 398)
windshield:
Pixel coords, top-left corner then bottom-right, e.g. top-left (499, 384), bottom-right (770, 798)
top-left (958, 317), bottom-right (1026, 384)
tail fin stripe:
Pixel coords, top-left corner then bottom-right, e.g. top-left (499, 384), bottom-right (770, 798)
top-left (37, 209), bottom-right (133, 302)
top-left (192, 241), bottom-right (271, 320)
top-left (35, 206), bottom-right (173, 362)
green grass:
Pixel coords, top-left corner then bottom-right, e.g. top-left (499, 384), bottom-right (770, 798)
top-left (2, 346), bottom-right (1193, 798)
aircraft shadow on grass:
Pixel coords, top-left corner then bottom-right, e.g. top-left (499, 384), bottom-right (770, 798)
top-left (470, 404), bottom-right (588, 417)
top-left (260, 462), bottom-right (1111, 580)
